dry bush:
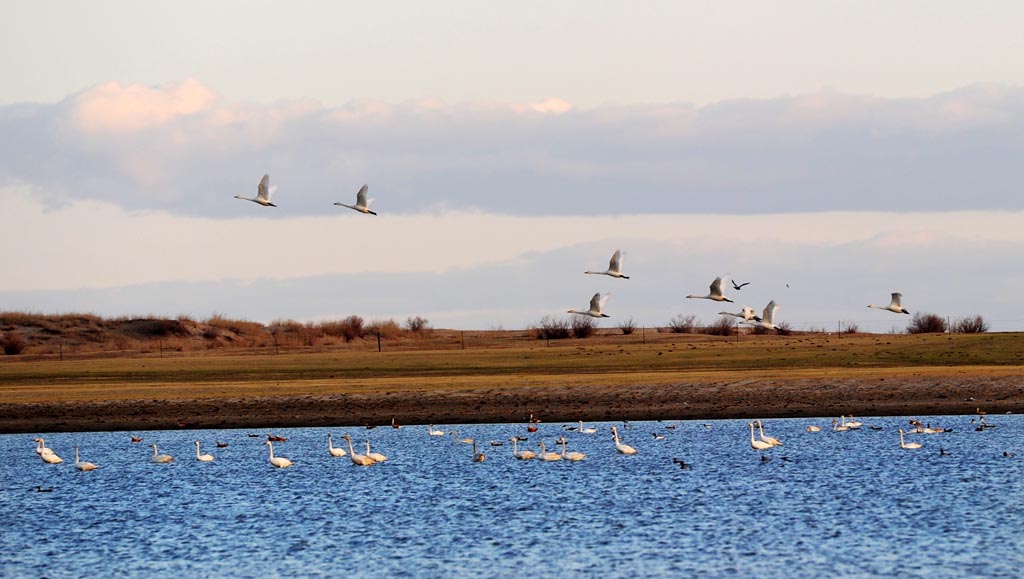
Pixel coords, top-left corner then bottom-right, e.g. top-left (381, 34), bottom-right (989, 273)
top-left (320, 315), bottom-right (366, 342)
top-left (570, 316), bottom-right (598, 339)
top-left (1, 331), bottom-right (27, 355)
top-left (205, 314), bottom-right (266, 336)
top-left (701, 316), bottom-right (736, 336)
top-left (404, 316), bottom-right (431, 334)
top-left (617, 316), bottom-right (637, 335)
top-left (667, 314), bottom-right (697, 334)
top-left (124, 318), bottom-right (191, 338)
top-left (776, 322), bottom-right (793, 336)
top-left (907, 313), bottom-right (948, 334)
top-left (367, 319), bottom-right (403, 340)
top-left (534, 316), bottom-right (571, 340)
top-left (954, 315), bottom-right (989, 334)
top-left (842, 322), bottom-right (859, 334)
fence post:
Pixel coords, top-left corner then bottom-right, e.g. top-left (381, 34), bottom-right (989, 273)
top-left (642, 326), bottom-right (646, 345)
top-left (377, 330), bottom-right (382, 352)
top-left (461, 331), bottom-right (465, 350)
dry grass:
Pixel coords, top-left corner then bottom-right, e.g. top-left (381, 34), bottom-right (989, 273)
top-left (1, 332), bottom-right (1021, 405)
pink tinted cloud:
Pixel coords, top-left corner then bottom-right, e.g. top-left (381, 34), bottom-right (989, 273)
top-left (71, 78), bottom-right (215, 133)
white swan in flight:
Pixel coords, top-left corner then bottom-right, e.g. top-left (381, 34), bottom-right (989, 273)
top-left (194, 440), bottom-right (215, 462)
top-left (687, 274), bottom-right (733, 303)
top-left (611, 426), bottom-right (638, 455)
top-left (741, 300), bottom-right (783, 333)
top-left (327, 434), bottom-right (347, 457)
top-left (234, 174), bottom-right (277, 207)
top-left (868, 292), bottom-right (910, 315)
top-left (718, 306), bottom-right (762, 322)
top-left (150, 444), bottom-right (173, 463)
top-left (334, 184), bottom-right (377, 215)
top-left (568, 293), bottom-right (611, 318)
top-left (585, 250), bottom-right (629, 279)
top-left (74, 446), bottom-right (98, 471)
top-left (264, 440), bottom-right (293, 468)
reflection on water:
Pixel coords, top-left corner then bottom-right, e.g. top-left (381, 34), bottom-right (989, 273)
top-left (3, 415), bottom-right (1024, 578)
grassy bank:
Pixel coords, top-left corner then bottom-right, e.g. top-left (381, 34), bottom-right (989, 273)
top-left (2, 332), bottom-right (1021, 405)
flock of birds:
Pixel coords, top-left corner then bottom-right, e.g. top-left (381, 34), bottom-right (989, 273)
top-left (233, 174), bottom-right (913, 326)
top-left (30, 407), bottom-right (998, 475)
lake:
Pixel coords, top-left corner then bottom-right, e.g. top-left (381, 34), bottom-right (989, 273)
top-left (3, 415), bottom-right (1023, 578)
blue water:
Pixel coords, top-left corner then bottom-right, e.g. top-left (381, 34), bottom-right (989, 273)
top-left (3, 416), bottom-right (1023, 578)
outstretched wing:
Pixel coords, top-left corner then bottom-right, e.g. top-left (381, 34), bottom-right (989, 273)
top-left (710, 274), bottom-right (730, 297)
top-left (356, 185), bottom-right (369, 206)
top-left (609, 250), bottom-right (623, 272)
top-left (762, 300), bottom-right (778, 324)
top-left (889, 292), bottom-right (903, 308)
top-left (598, 293), bottom-right (611, 311)
top-left (588, 293), bottom-right (603, 311)
top-left (257, 174), bottom-right (271, 201)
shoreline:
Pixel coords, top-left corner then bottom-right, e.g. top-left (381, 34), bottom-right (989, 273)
top-left (3, 374), bottom-right (1021, 434)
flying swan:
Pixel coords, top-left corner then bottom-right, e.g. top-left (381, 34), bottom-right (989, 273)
top-left (234, 174), bottom-right (277, 207)
top-left (334, 184), bottom-right (377, 215)
top-left (585, 250), bottom-right (629, 279)
top-left (568, 293), bottom-right (611, 318)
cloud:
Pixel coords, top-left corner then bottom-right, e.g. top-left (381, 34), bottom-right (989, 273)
top-left (2, 80), bottom-right (1024, 218)
top-left (70, 79), bottom-right (215, 133)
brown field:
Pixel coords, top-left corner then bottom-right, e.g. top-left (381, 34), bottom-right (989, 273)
top-left (2, 327), bottom-right (1022, 433)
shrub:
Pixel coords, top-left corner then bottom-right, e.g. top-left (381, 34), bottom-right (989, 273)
top-left (404, 316), bottom-right (430, 334)
top-left (1, 331), bottom-right (27, 355)
top-left (907, 313), bottom-right (948, 334)
top-left (320, 315), bottom-right (366, 342)
top-left (535, 316), bottom-right (571, 340)
top-left (570, 316), bottom-right (597, 339)
top-left (617, 316), bottom-right (637, 335)
top-left (702, 316), bottom-right (736, 336)
top-left (954, 315), bottom-right (989, 334)
top-left (666, 314), bottom-right (696, 334)
top-left (842, 322), bottom-right (859, 334)
top-left (367, 319), bottom-right (403, 340)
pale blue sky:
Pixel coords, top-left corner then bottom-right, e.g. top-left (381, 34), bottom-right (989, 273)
top-left (4, 1), bottom-right (1024, 107)
top-left (2, 1), bottom-right (1023, 330)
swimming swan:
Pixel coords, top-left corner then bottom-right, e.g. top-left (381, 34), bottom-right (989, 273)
top-left (264, 440), bottom-right (293, 468)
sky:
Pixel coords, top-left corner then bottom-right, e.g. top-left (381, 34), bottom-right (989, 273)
top-left (2, 1), bottom-right (1023, 331)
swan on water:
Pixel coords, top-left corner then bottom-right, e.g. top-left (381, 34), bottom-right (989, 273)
top-left (749, 422), bottom-right (773, 450)
top-left (194, 440), bottom-right (215, 462)
top-left (264, 440), bottom-right (293, 468)
top-left (150, 444), bottom-right (173, 464)
top-left (342, 435), bottom-right (376, 466)
top-left (611, 426), bottom-right (638, 455)
top-left (74, 446), bottom-right (97, 471)
top-left (327, 434), bottom-right (347, 457)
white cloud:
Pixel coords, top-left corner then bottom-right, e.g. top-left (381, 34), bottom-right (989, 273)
top-left (70, 79), bottom-right (215, 133)
top-left (3, 81), bottom-right (1024, 217)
